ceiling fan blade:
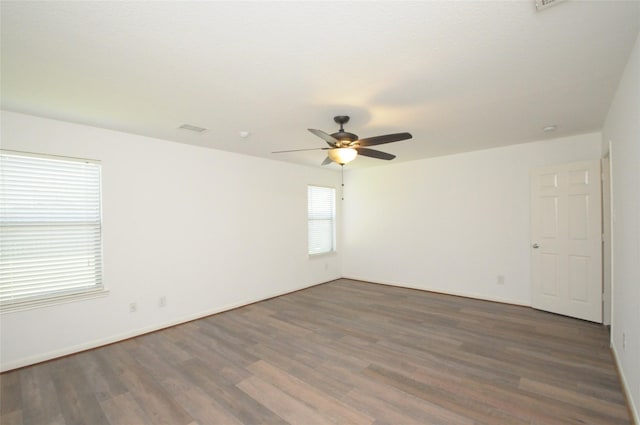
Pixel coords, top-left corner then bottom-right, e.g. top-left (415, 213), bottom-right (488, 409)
top-left (308, 128), bottom-right (338, 146)
top-left (356, 147), bottom-right (396, 160)
top-left (357, 132), bottom-right (412, 147)
top-left (321, 156), bottom-right (333, 166)
top-left (272, 147), bottom-right (330, 153)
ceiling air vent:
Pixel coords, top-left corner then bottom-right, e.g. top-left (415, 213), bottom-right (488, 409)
top-left (535, 0), bottom-right (566, 11)
top-left (178, 123), bottom-right (207, 133)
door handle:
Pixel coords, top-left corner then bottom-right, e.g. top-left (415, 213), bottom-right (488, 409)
top-left (532, 243), bottom-right (540, 249)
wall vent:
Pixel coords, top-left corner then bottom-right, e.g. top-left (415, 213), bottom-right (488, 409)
top-left (178, 124), bottom-right (207, 133)
top-left (535, 0), bottom-right (566, 11)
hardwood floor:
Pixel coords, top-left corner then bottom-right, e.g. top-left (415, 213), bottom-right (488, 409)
top-left (0, 279), bottom-right (632, 424)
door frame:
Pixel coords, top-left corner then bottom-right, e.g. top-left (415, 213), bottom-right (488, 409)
top-left (602, 150), bottom-right (613, 327)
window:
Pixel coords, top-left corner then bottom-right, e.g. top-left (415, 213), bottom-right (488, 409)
top-left (0, 151), bottom-right (104, 311)
top-left (308, 185), bottom-right (335, 255)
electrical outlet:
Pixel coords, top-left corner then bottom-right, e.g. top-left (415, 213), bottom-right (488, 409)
top-left (159, 296), bottom-right (167, 307)
top-left (497, 275), bottom-right (505, 285)
top-left (129, 302), bottom-right (137, 313)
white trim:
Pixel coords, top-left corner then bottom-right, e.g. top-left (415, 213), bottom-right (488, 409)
top-left (611, 343), bottom-right (639, 423)
top-left (608, 139), bottom-right (616, 342)
top-left (0, 149), bottom-right (100, 165)
top-left (308, 251), bottom-right (338, 259)
top-left (601, 152), bottom-right (612, 326)
top-left (0, 288), bottom-right (110, 314)
top-left (342, 275), bottom-right (529, 307)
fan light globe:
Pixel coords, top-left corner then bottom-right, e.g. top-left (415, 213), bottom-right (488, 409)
top-left (328, 148), bottom-right (358, 165)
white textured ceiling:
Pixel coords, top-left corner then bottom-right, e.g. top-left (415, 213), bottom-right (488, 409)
top-left (2, 1), bottom-right (639, 168)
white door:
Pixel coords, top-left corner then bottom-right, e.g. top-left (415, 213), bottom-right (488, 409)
top-left (531, 160), bottom-right (602, 322)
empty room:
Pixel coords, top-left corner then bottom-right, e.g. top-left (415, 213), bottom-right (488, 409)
top-left (1, 1), bottom-right (639, 424)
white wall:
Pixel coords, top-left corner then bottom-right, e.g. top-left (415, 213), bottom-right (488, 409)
top-left (602, 33), bottom-right (640, 422)
top-left (342, 133), bottom-right (602, 305)
top-left (0, 111), bottom-right (342, 371)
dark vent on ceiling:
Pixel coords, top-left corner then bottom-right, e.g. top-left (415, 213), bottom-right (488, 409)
top-left (178, 124), bottom-right (207, 133)
top-left (535, 0), bottom-right (566, 11)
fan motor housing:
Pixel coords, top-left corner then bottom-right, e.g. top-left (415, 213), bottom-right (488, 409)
top-left (330, 131), bottom-right (358, 146)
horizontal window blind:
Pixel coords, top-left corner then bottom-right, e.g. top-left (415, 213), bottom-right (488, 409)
top-left (0, 151), bottom-right (103, 308)
top-left (308, 185), bottom-right (335, 255)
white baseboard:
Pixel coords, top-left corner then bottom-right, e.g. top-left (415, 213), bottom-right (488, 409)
top-left (611, 343), bottom-right (639, 424)
top-left (342, 275), bottom-right (528, 307)
top-left (1, 280), bottom-right (328, 372)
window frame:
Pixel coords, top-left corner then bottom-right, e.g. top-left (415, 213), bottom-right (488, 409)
top-left (0, 150), bottom-right (107, 313)
top-left (307, 185), bottom-right (336, 256)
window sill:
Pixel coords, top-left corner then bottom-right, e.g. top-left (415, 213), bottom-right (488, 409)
top-left (308, 251), bottom-right (337, 259)
top-left (0, 288), bottom-right (110, 314)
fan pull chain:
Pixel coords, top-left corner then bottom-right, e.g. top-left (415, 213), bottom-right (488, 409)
top-left (341, 164), bottom-right (345, 200)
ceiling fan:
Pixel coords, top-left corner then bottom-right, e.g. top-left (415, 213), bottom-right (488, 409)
top-left (273, 116), bottom-right (412, 165)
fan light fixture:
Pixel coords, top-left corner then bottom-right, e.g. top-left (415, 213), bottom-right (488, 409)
top-left (271, 115), bottom-right (412, 167)
top-left (328, 148), bottom-right (358, 165)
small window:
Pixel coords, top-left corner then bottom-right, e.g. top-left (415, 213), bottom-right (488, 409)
top-left (308, 185), bottom-right (335, 255)
top-left (0, 151), bottom-right (104, 311)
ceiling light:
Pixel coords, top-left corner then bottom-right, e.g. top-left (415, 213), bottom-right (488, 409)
top-left (239, 131), bottom-right (250, 138)
top-left (328, 148), bottom-right (358, 165)
top-left (543, 125), bottom-right (557, 132)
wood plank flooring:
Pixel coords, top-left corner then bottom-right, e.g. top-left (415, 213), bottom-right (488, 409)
top-left (0, 279), bottom-right (632, 424)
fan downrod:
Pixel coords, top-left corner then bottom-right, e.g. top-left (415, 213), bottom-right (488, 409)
top-left (331, 116), bottom-right (358, 145)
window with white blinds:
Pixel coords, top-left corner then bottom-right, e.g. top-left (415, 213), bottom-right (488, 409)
top-left (0, 151), bottom-right (104, 310)
top-left (308, 185), bottom-right (335, 255)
